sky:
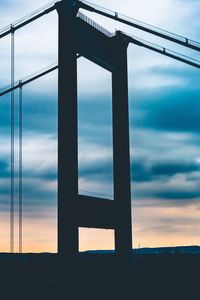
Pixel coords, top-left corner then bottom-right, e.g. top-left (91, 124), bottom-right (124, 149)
top-left (0, 0), bottom-right (200, 252)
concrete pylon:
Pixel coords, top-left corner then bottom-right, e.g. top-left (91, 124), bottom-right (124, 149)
top-left (56, 1), bottom-right (132, 261)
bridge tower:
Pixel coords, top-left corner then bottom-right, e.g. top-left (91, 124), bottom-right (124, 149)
top-left (56, 0), bottom-right (132, 260)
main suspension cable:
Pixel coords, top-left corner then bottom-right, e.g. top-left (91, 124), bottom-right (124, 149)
top-left (122, 32), bottom-right (200, 69)
top-left (79, 0), bottom-right (200, 52)
top-left (0, 54), bottom-right (81, 97)
top-left (0, 0), bottom-right (58, 39)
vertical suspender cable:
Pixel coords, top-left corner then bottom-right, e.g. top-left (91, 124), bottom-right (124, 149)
top-left (19, 82), bottom-right (23, 253)
top-left (10, 26), bottom-right (15, 253)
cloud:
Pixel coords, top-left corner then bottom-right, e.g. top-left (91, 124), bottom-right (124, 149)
top-left (130, 85), bottom-right (200, 133)
top-left (151, 160), bottom-right (200, 177)
top-left (131, 158), bottom-right (200, 182)
top-left (154, 190), bottom-right (200, 200)
top-left (79, 160), bottom-right (113, 182)
top-left (0, 134), bottom-right (57, 217)
top-left (131, 160), bottom-right (152, 182)
top-left (0, 160), bottom-right (9, 177)
top-left (133, 172), bottom-right (200, 201)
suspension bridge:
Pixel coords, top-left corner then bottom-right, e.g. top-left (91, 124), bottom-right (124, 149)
top-left (0, 0), bottom-right (200, 259)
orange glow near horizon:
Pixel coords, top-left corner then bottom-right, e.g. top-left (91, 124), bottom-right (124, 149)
top-left (132, 200), bottom-right (200, 248)
top-left (0, 202), bottom-right (200, 253)
top-left (79, 228), bottom-right (115, 251)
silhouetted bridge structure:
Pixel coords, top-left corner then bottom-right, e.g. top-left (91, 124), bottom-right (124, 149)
top-left (0, 0), bottom-right (200, 260)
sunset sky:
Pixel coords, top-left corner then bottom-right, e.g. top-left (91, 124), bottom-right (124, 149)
top-left (0, 0), bottom-right (200, 252)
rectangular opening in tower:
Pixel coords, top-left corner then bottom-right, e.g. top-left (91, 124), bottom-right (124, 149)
top-left (77, 57), bottom-right (114, 200)
top-left (79, 227), bottom-right (115, 252)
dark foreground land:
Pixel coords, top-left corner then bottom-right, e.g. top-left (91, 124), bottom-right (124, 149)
top-left (1, 248), bottom-right (200, 300)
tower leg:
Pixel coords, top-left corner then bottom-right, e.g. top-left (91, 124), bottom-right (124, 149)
top-left (112, 47), bottom-right (132, 259)
top-left (57, 0), bottom-right (79, 257)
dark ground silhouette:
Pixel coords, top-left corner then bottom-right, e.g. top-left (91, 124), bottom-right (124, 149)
top-left (0, 250), bottom-right (200, 300)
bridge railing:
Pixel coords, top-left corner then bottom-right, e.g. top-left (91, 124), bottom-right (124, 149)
top-left (77, 11), bottom-right (114, 38)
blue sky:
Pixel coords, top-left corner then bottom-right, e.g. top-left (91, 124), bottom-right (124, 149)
top-left (0, 0), bottom-right (200, 252)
